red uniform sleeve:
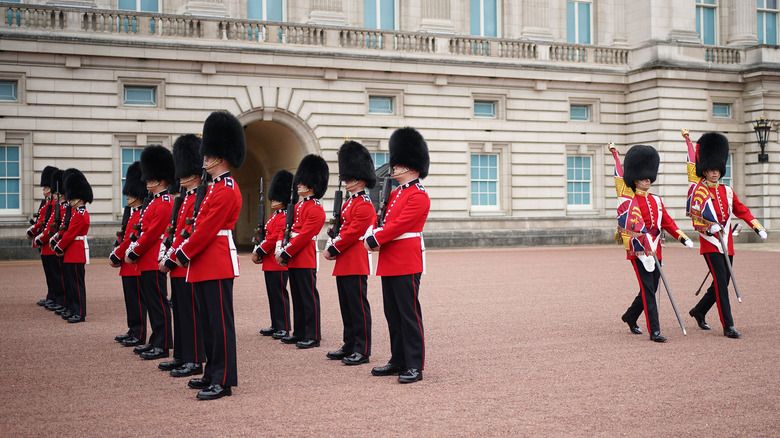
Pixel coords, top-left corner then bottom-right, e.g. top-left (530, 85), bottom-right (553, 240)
top-left (55, 210), bottom-right (88, 253)
top-left (259, 212), bottom-right (284, 255)
top-left (130, 199), bottom-right (171, 258)
top-left (178, 185), bottom-right (232, 261)
top-left (27, 198), bottom-right (49, 237)
top-left (730, 191), bottom-right (757, 225)
top-left (333, 201), bottom-right (374, 253)
top-left (373, 191), bottom-right (430, 245)
top-left (284, 203), bottom-right (325, 257)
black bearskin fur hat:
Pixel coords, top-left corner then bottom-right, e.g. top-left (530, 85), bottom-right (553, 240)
top-left (622, 145), bottom-right (659, 192)
top-left (140, 145), bottom-right (175, 183)
top-left (338, 141), bottom-right (377, 189)
top-left (173, 134), bottom-right (203, 180)
top-left (293, 154), bottom-right (329, 199)
top-left (63, 168), bottom-right (93, 204)
top-left (389, 127), bottom-right (429, 179)
top-left (696, 132), bottom-right (729, 179)
top-left (202, 111), bottom-right (246, 168)
top-left (50, 169), bottom-right (64, 194)
top-left (40, 166), bottom-right (58, 187)
top-left (269, 169), bottom-right (294, 205)
top-left (122, 161), bottom-right (147, 199)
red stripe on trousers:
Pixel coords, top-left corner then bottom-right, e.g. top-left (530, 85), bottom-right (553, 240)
top-left (360, 277), bottom-right (369, 356)
top-left (412, 274), bottom-right (425, 368)
top-left (705, 253), bottom-right (726, 328)
top-left (219, 281), bottom-right (228, 386)
top-left (631, 260), bottom-right (652, 333)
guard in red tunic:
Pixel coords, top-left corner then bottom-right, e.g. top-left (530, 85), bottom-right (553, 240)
top-left (125, 145), bottom-right (174, 360)
top-left (173, 111), bottom-right (244, 400)
top-left (36, 170), bottom-right (68, 316)
top-left (53, 168), bottom-right (92, 323)
top-left (252, 169), bottom-right (293, 340)
top-left (110, 162), bottom-right (147, 346)
top-left (618, 145), bottom-right (693, 342)
top-left (366, 127), bottom-right (430, 384)
top-left (276, 154), bottom-right (328, 349)
top-left (689, 133), bottom-right (768, 338)
top-left (28, 165), bottom-right (58, 307)
top-left (324, 141), bottom-right (376, 366)
top-left (159, 134), bottom-right (206, 378)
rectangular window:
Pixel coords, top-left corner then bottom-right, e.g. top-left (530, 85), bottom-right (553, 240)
top-left (470, 154), bottom-right (498, 207)
top-left (0, 80), bottom-right (18, 102)
top-left (247, 0), bottom-right (285, 21)
top-left (696, 0), bottom-right (717, 45)
top-left (370, 152), bottom-right (389, 170)
top-left (364, 0), bottom-right (395, 30)
top-left (470, 0), bottom-right (498, 37)
top-left (124, 85), bottom-right (157, 106)
top-left (566, 0), bottom-right (592, 44)
top-left (0, 146), bottom-right (21, 210)
top-left (721, 154), bottom-right (733, 186)
top-left (758, 0), bottom-right (779, 45)
top-left (713, 102), bottom-right (732, 118)
top-left (567, 156), bottom-right (592, 207)
top-left (121, 147), bottom-right (144, 206)
top-left (474, 100), bottom-right (497, 118)
top-left (570, 104), bottom-right (590, 121)
top-left (118, 0), bottom-right (159, 12)
top-left (368, 96), bottom-right (394, 114)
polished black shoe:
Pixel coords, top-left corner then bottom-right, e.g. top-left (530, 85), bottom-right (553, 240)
top-left (281, 335), bottom-right (301, 344)
top-left (271, 330), bottom-right (289, 340)
top-left (259, 327), bottom-right (276, 336)
top-left (36, 299), bottom-right (50, 306)
top-left (398, 368), bottom-right (423, 384)
top-left (121, 337), bottom-right (143, 347)
top-left (296, 339), bottom-right (320, 349)
top-left (171, 362), bottom-right (203, 378)
top-left (371, 363), bottom-right (405, 376)
top-left (115, 332), bottom-right (132, 342)
top-left (67, 315), bottom-right (84, 323)
top-left (158, 358), bottom-right (184, 371)
top-left (689, 309), bottom-right (711, 330)
top-left (45, 304), bottom-right (62, 312)
top-left (650, 331), bottom-right (667, 343)
top-left (342, 352), bottom-right (369, 366)
top-left (54, 307), bottom-right (68, 315)
top-left (133, 343), bottom-right (154, 354)
top-left (724, 326), bottom-right (741, 339)
top-left (326, 348), bottom-right (349, 360)
top-left (140, 348), bottom-right (169, 360)
top-left (621, 314), bottom-right (642, 335)
top-left (197, 384), bottom-right (232, 400)
top-left (188, 377), bottom-right (212, 389)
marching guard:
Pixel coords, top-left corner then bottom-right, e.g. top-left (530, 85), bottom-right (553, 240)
top-left (28, 165), bottom-right (58, 307)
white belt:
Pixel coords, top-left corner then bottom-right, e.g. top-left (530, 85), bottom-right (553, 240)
top-left (75, 235), bottom-right (90, 264)
top-left (387, 232), bottom-right (425, 275)
top-left (291, 232), bottom-right (317, 240)
top-left (393, 232), bottom-right (422, 241)
top-left (217, 229), bottom-right (240, 276)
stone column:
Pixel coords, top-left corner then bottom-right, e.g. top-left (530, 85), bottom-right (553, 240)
top-left (668, 0), bottom-right (702, 43)
top-left (521, 0), bottom-right (553, 41)
top-left (609, 0), bottom-right (628, 46)
top-left (420, 0), bottom-right (454, 33)
top-left (727, 0), bottom-right (759, 46)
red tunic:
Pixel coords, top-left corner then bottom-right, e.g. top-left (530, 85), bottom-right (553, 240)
top-left (329, 191), bottom-right (374, 276)
top-left (280, 197), bottom-right (326, 269)
top-left (166, 189), bottom-right (197, 279)
top-left (698, 183), bottom-right (757, 256)
top-left (55, 207), bottom-right (90, 264)
top-left (37, 201), bottom-right (66, 256)
top-left (27, 195), bottom-right (51, 238)
top-left (368, 180), bottom-right (430, 276)
top-left (257, 209), bottom-right (288, 271)
top-left (109, 207), bottom-right (142, 276)
top-left (176, 173), bottom-right (242, 283)
top-left (626, 191), bottom-right (686, 261)
top-left (127, 192), bottom-right (172, 272)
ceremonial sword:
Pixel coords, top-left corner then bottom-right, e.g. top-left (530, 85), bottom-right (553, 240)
top-left (716, 229), bottom-right (742, 303)
top-left (653, 254), bottom-right (687, 335)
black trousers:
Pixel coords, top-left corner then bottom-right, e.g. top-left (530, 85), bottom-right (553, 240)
top-left (61, 262), bottom-right (86, 318)
top-left (194, 278), bottom-right (237, 387)
top-left (693, 253), bottom-right (735, 328)
top-left (140, 270), bottom-right (172, 350)
top-left (624, 259), bottom-right (661, 334)
top-left (288, 268), bottom-right (321, 341)
top-left (171, 276), bottom-right (205, 364)
top-left (381, 273), bottom-right (424, 370)
top-left (337, 275), bottom-right (371, 357)
top-left (42, 254), bottom-right (65, 306)
top-left (264, 270), bottom-right (290, 331)
top-left (122, 275), bottom-right (147, 342)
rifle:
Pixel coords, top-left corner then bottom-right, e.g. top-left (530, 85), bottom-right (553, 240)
top-left (281, 179), bottom-right (299, 247)
top-left (376, 175), bottom-right (393, 227)
top-left (130, 193), bottom-right (152, 242)
top-left (251, 178), bottom-right (265, 245)
top-left (164, 186), bottom-right (187, 248)
top-left (182, 168), bottom-right (209, 239)
top-left (49, 183), bottom-right (62, 234)
top-left (114, 206), bottom-right (131, 248)
top-left (327, 179), bottom-right (343, 239)
top-left (29, 198), bottom-right (46, 225)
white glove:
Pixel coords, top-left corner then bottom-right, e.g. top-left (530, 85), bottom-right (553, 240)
top-left (758, 230), bottom-right (768, 241)
top-left (684, 239), bottom-right (694, 249)
top-left (709, 224), bottom-right (722, 234)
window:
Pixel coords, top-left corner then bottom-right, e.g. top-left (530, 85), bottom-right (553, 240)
top-left (758, 0), bottom-right (778, 45)
top-left (470, 0), bottom-right (498, 37)
top-left (566, 0), bottom-right (591, 44)
top-left (474, 100), bottom-right (497, 118)
top-left (721, 154), bottom-right (733, 186)
top-left (470, 154), bottom-right (498, 207)
top-left (696, 0), bottom-right (717, 45)
top-left (368, 96), bottom-right (394, 114)
top-left (713, 102), bottom-right (732, 118)
top-left (247, 0), bottom-right (284, 21)
top-left (370, 152), bottom-right (389, 170)
top-left (118, 0), bottom-right (159, 12)
top-left (567, 156), bottom-right (591, 207)
top-left (124, 85), bottom-right (157, 106)
top-left (0, 80), bottom-right (18, 102)
top-left (121, 147), bottom-right (143, 206)
top-left (364, 0), bottom-right (395, 30)
top-left (0, 146), bottom-right (21, 211)
top-left (570, 104), bottom-right (590, 121)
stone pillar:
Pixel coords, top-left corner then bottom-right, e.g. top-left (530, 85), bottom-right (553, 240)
top-left (609, 0), bottom-right (628, 46)
top-left (727, 0), bottom-right (759, 46)
top-left (419, 0), bottom-right (454, 33)
top-left (308, 0), bottom-right (348, 26)
top-left (521, 0), bottom-right (553, 41)
top-left (668, 0), bottom-right (702, 43)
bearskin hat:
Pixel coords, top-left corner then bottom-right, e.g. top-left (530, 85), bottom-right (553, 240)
top-left (173, 134), bottom-right (203, 180)
top-left (122, 161), bottom-right (146, 199)
top-left (389, 127), bottom-right (429, 179)
top-left (269, 169), bottom-right (294, 205)
top-left (40, 166), bottom-right (58, 187)
top-left (293, 154), bottom-right (329, 199)
top-left (140, 144), bottom-right (175, 183)
top-left (63, 168), bottom-right (93, 204)
top-left (622, 145), bottom-right (659, 192)
top-left (50, 169), bottom-right (64, 194)
top-left (696, 132), bottom-right (729, 179)
top-left (338, 141), bottom-right (377, 189)
top-left (202, 111), bottom-right (246, 168)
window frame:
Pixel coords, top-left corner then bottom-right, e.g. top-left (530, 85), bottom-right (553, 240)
top-left (712, 102), bottom-right (732, 119)
top-left (0, 145), bottom-right (22, 214)
top-left (0, 73), bottom-right (24, 104)
top-left (119, 77), bottom-right (165, 109)
top-left (695, 0), bottom-right (718, 45)
top-left (117, 0), bottom-right (161, 13)
top-left (0, 131), bottom-right (31, 219)
top-left (757, 0), bottom-right (779, 45)
top-left (565, 155), bottom-right (593, 210)
top-left (564, 144), bottom-right (603, 215)
top-left (566, 0), bottom-right (593, 44)
top-left (568, 98), bottom-right (599, 123)
top-left (247, 0), bottom-right (286, 22)
top-left (469, 0), bottom-right (500, 37)
top-left (474, 100), bottom-right (497, 118)
top-left (364, 0), bottom-right (398, 30)
top-left (366, 88), bottom-right (403, 117)
top-left (468, 142), bottom-right (510, 216)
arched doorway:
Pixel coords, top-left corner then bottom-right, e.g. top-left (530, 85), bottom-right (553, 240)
top-left (231, 110), bottom-right (319, 250)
